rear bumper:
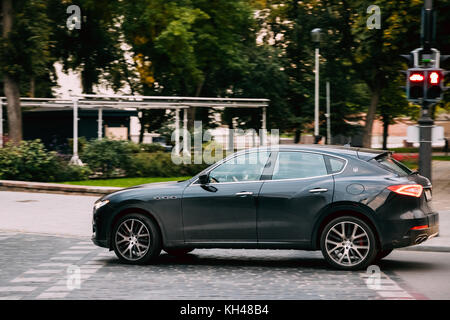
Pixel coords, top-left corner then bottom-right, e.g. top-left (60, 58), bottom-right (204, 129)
top-left (389, 212), bottom-right (439, 249)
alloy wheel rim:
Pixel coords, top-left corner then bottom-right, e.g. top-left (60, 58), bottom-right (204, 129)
top-left (325, 221), bottom-right (370, 267)
top-left (115, 219), bottom-right (151, 261)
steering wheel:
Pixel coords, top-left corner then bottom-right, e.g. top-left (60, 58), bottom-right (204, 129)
top-left (210, 176), bottom-right (219, 183)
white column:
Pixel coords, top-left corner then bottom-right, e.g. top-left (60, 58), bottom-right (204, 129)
top-left (69, 99), bottom-right (83, 165)
top-left (0, 98), bottom-right (3, 148)
top-left (260, 107), bottom-right (267, 146)
top-left (175, 109), bottom-right (180, 154)
top-left (97, 108), bottom-right (103, 140)
top-left (314, 47), bottom-right (320, 138)
top-left (183, 108), bottom-right (188, 154)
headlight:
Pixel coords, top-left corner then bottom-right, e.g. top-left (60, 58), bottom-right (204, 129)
top-left (94, 199), bottom-right (109, 211)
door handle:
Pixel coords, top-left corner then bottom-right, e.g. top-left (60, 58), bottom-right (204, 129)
top-left (309, 188), bottom-right (328, 193)
top-left (235, 191), bottom-right (253, 196)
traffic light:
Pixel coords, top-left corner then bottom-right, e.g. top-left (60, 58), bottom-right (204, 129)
top-left (406, 69), bottom-right (425, 100)
top-left (406, 68), bottom-right (447, 101)
top-left (425, 69), bottom-right (443, 100)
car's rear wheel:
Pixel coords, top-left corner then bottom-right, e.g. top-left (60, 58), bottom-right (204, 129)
top-left (165, 248), bottom-right (194, 256)
top-left (112, 213), bottom-right (161, 264)
top-left (320, 216), bottom-right (378, 270)
top-left (374, 249), bottom-right (393, 262)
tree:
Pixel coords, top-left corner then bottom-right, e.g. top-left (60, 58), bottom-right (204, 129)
top-left (120, 0), bottom-right (260, 131)
top-left (377, 78), bottom-right (412, 149)
top-left (1, 0), bottom-right (53, 145)
top-left (48, 0), bottom-right (122, 94)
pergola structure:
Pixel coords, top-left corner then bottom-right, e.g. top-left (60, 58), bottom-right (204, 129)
top-left (0, 94), bottom-right (269, 164)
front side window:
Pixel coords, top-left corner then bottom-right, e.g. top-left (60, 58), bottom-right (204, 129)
top-left (208, 152), bottom-right (270, 183)
top-left (272, 152), bottom-right (327, 180)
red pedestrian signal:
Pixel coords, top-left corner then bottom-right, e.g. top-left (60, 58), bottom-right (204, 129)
top-left (425, 69), bottom-right (443, 100)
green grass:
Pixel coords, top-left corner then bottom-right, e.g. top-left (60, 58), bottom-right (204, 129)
top-left (432, 156), bottom-right (450, 161)
top-left (399, 156), bottom-right (449, 171)
top-left (59, 176), bottom-right (192, 188)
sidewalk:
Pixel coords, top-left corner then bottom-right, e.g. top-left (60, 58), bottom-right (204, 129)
top-left (403, 160), bottom-right (450, 252)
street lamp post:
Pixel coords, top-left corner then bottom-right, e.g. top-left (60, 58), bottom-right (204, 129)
top-left (311, 28), bottom-right (322, 143)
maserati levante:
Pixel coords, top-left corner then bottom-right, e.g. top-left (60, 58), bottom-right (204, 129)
top-left (92, 145), bottom-right (439, 270)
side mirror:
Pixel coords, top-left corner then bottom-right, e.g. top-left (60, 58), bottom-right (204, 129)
top-left (198, 174), bottom-right (210, 185)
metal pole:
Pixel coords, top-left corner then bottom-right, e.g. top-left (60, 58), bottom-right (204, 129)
top-left (418, 101), bottom-right (433, 182)
top-left (97, 108), bottom-right (103, 140)
top-left (326, 81), bottom-right (331, 144)
top-left (175, 109), bottom-right (180, 154)
top-left (0, 98), bottom-right (3, 148)
top-left (183, 109), bottom-right (188, 154)
top-left (69, 99), bottom-right (83, 165)
top-left (314, 47), bottom-right (320, 139)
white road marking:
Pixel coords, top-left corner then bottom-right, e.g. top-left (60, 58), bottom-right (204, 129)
top-left (50, 257), bottom-right (82, 261)
top-left (0, 295), bottom-right (23, 300)
top-left (45, 286), bottom-right (71, 292)
top-left (38, 263), bottom-right (72, 267)
top-left (377, 291), bottom-right (413, 298)
top-left (360, 270), bottom-right (415, 300)
top-left (36, 292), bottom-right (70, 299)
top-left (11, 277), bottom-right (53, 283)
top-left (59, 251), bottom-right (92, 255)
top-left (24, 269), bottom-right (63, 275)
top-left (0, 286), bottom-right (37, 292)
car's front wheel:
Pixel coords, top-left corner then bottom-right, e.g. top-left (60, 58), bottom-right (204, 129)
top-left (112, 213), bottom-right (161, 264)
top-left (320, 216), bottom-right (378, 270)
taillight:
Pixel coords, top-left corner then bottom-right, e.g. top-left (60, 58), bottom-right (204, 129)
top-left (387, 184), bottom-right (423, 197)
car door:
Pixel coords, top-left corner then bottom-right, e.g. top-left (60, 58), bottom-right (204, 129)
top-left (182, 151), bottom-right (271, 244)
top-left (257, 151), bottom-right (340, 246)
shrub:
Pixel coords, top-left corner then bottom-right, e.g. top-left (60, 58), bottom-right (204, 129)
top-left (128, 152), bottom-right (208, 178)
top-left (0, 140), bottom-right (91, 182)
top-left (139, 143), bottom-right (167, 153)
top-left (81, 139), bottom-right (138, 178)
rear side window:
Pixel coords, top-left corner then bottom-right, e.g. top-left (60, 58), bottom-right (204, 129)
top-left (374, 155), bottom-right (412, 176)
top-left (328, 157), bottom-right (346, 173)
top-left (272, 152), bottom-right (327, 180)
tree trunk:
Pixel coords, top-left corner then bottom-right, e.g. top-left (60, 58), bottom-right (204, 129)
top-left (2, 0), bottom-right (22, 145)
top-left (382, 113), bottom-right (389, 150)
top-left (187, 79), bottom-right (205, 130)
top-left (29, 77), bottom-right (35, 97)
top-left (294, 128), bottom-right (301, 144)
top-left (3, 75), bottom-right (22, 145)
top-left (362, 88), bottom-right (380, 148)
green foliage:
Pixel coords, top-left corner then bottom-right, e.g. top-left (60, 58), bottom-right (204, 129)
top-left (80, 139), bottom-right (139, 178)
top-left (0, 140), bottom-right (91, 182)
top-left (128, 152), bottom-right (208, 178)
top-left (139, 143), bottom-right (167, 153)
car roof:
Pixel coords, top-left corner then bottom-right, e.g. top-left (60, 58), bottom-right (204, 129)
top-left (240, 144), bottom-right (388, 161)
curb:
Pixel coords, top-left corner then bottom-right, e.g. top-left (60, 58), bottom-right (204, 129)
top-left (398, 246), bottom-right (450, 253)
top-left (0, 180), bottom-right (122, 196)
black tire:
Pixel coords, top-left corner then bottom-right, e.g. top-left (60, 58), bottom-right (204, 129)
top-left (165, 248), bottom-right (194, 256)
top-left (374, 249), bottom-right (393, 262)
top-left (320, 216), bottom-right (378, 270)
top-left (112, 213), bottom-right (161, 264)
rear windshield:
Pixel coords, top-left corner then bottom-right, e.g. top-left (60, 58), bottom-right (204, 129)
top-left (373, 155), bottom-right (412, 176)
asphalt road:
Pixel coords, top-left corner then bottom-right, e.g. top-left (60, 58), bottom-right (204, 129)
top-left (0, 190), bottom-right (449, 300)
